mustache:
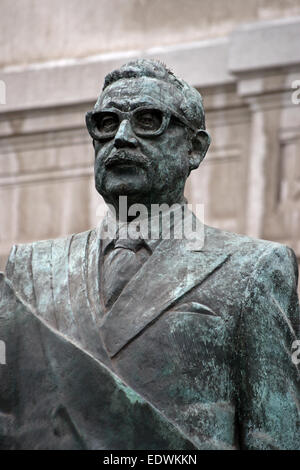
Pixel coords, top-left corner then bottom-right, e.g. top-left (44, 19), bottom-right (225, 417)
top-left (104, 150), bottom-right (149, 170)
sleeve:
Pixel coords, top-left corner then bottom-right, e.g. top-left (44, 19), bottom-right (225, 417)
top-left (0, 273), bottom-right (18, 449)
top-left (237, 244), bottom-right (300, 450)
top-left (0, 275), bottom-right (198, 450)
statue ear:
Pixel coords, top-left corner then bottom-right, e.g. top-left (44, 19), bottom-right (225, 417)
top-left (189, 129), bottom-right (211, 171)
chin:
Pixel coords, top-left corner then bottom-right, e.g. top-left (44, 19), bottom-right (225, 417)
top-left (106, 184), bottom-right (142, 196)
top-left (100, 172), bottom-right (149, 196)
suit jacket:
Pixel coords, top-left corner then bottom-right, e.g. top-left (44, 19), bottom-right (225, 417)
top-left (1, 223), bottom-right (299, 449)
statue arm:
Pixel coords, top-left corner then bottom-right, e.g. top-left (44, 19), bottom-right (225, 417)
top-left (237, 244), bottom-right (300, 449)
top-left (0, 273), bottom-right (197, 450)
top-left (0, 274), bottom-right (18, 449)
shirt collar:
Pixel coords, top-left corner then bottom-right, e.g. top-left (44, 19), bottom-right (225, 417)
top-left (99, 199), bottom-right (187, 255)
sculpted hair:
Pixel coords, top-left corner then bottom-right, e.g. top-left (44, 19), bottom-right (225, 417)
top-left (102, 58), bottom-right (206, 130)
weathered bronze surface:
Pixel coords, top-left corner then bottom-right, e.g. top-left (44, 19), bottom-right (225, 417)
top-left (0, 59), bottom-right (299, 449)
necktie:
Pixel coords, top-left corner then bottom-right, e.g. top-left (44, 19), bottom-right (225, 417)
top-left (102, 236), bottom-right (150, 310)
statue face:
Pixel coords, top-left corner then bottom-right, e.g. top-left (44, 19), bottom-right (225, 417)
top-left (91, 77), bottom-right (193, 207)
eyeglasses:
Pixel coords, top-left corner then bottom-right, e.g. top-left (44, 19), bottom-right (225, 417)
top-left (85, 106), bottom-right (198, 141)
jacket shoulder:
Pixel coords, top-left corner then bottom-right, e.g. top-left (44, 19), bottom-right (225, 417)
top-left (5, 229), bottom-right (94, 311)
top-left (204, 224), bottom-right (298, 288)
top-left (204, 224), bottom-right (296, 262)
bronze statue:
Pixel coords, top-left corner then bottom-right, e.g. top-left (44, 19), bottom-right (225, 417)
top-left (0, 59), bottom-right (299, 450)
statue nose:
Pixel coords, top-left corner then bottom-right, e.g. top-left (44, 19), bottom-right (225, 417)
top-left (114, 119), bottom-right (138, 149)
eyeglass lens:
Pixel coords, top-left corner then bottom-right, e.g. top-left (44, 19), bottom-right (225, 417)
top-left (94, 109), bottom-right (164, 137)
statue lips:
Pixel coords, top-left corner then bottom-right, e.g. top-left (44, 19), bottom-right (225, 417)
top-left (104, 150), bottom-right (149, 172)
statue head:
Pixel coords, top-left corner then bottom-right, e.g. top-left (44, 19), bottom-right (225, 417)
top-left (86, 59), bottom-right (210, 212)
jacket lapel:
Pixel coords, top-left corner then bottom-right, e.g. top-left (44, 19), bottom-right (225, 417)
top-left (85, 227), bottom-right (104, 324)
top-left (57, 228), bottom-right (109, 364)
top-left (100, 237), bottom-right (230, 358)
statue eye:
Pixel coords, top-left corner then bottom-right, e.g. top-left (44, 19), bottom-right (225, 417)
top-left (97, 114), bottom-right (119, 133)
top-left (134, 109), bottom-right (163, 133)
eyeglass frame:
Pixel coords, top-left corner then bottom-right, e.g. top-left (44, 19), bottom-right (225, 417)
top-left (85, 105), bottom-right (200, 142)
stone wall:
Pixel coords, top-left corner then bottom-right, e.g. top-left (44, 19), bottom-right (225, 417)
top-left (0, 2), bottom-right (300, 290)
top-left (1, 0), bottom-right (300, 67)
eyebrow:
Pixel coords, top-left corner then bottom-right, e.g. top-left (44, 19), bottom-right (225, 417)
top-left (101, 99), bottom-right (158, 111)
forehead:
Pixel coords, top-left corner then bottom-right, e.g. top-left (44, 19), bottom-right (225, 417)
top-left (96, 77), bottom-right (183, 111)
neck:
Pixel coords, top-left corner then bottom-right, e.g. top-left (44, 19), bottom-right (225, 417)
top-left (103, 192), bottom-right (186, 223)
